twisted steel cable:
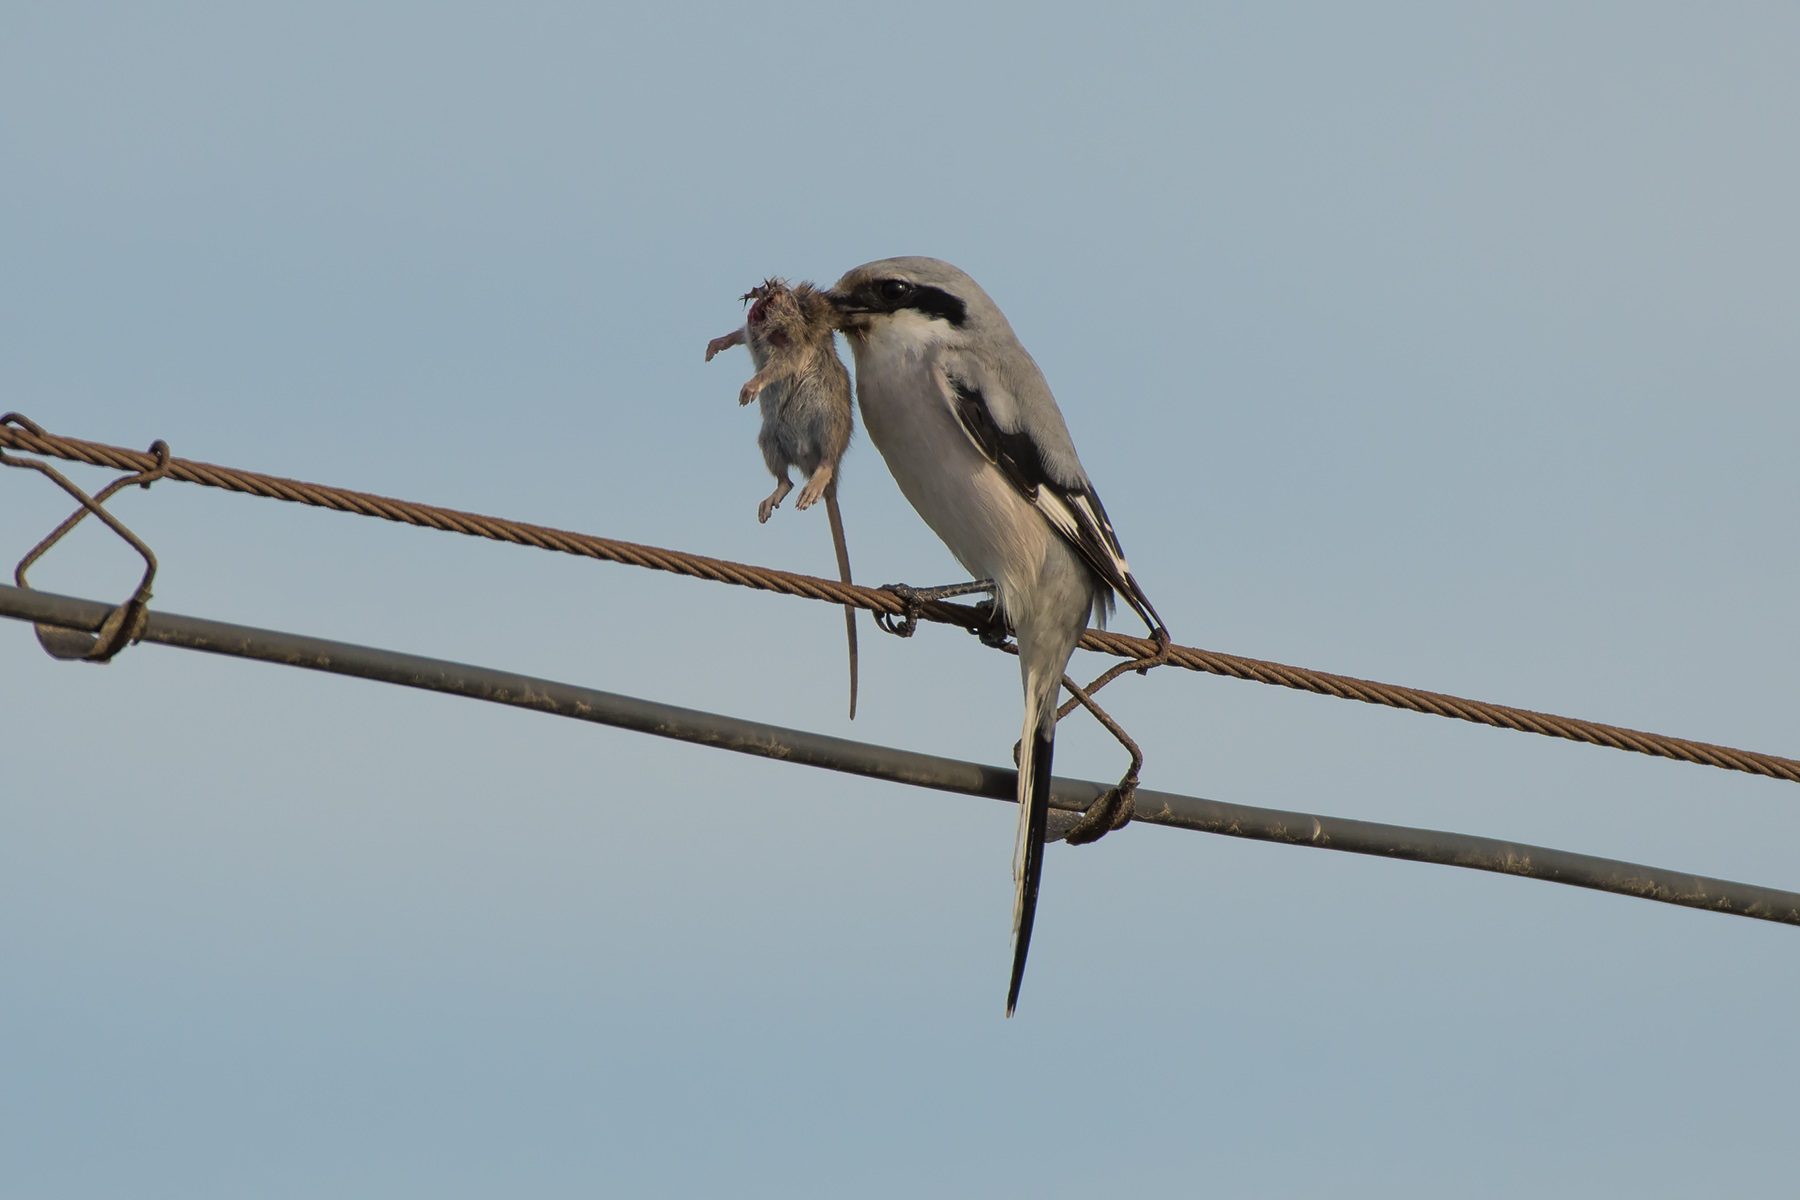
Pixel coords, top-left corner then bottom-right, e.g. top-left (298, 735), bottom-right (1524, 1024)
top-left (4, 418), bottom-right (1796, 786)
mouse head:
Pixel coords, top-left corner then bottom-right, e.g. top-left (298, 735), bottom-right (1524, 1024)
top-left (742, 278), bottom-right (787, 327)
top-left (741, 278), bottom-right (847, 353)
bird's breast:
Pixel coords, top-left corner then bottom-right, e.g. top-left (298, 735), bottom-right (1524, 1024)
top-left (849, 336), bottom-right (1050, 594)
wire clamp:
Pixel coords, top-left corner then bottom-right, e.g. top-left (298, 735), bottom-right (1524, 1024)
top-left (1048, 627), bottom-right (1174, 846)
top-left (0, 413), bottom-right (169, 663)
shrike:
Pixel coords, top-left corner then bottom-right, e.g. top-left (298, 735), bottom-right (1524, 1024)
top-left (828, 257), bottom-right (1166, 1015)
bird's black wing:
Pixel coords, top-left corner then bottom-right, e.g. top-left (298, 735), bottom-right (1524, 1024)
top-left (946, 378), bottom-right (1164, 634)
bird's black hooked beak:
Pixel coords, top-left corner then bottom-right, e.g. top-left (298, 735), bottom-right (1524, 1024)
top-left (824, 287), bottom-right (871, 315)
top-left (823, 288), bottom-right (875, 334)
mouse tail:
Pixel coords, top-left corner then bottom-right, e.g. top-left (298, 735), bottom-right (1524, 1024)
top-left (824, 485), bottom-right (858, 720)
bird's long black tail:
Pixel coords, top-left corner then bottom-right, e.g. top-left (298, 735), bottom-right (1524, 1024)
top-left (1007, 719), bottom-right (1054, 1016)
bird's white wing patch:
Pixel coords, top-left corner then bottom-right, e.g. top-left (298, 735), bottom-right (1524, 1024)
top-left (940, 368), bottom-right (1164, 634)
top-left (1040, 488), bottom-right (1130, 578)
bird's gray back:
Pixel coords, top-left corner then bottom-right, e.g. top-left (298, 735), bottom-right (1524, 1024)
top-left (838, 257), bottom-right (1092, 491)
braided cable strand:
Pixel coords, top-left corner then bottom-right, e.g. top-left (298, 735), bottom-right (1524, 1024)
top-left (0, 419), bottom-right (915, 617)
top-left (4, 419), bottom-right (1796, 786)
top-left (1078, 630), bottom-right (1800, 783)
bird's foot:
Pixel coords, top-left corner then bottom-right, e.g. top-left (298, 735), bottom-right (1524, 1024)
top-left (969, 597), bottom-right (1012, 649)
top-left (897, 579), bottom-right (996, 602)
top-left (875, 579), bottom-right (995, 638)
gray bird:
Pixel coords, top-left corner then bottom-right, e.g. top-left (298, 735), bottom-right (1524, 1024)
top-left (827, 257), bottom-right (1165, 1015)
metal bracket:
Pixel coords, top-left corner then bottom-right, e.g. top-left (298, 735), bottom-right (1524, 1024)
top-left (0, 412), bottom-right (169, 662)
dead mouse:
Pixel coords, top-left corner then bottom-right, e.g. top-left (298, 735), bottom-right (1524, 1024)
top-left (706, 278), bottom-right (860, 719)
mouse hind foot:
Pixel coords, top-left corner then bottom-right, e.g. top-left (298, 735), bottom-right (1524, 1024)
top-left (758, 477), bottom-right (794, 524)
top-left (794, 463), bottom-right (835, 512)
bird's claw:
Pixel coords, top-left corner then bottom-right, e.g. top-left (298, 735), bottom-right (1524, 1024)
top-left (877, 584), bottom-right (923, 638)
top-left (877, 580), bottom-right (998, 638)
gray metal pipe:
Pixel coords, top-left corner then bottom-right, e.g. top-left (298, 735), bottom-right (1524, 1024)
top-left (4, 581), bottom-right (1796, 928)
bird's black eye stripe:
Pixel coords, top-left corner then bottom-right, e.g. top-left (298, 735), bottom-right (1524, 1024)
top-left (865, 279), bottom-right (968, 327)
top-left (908, 285), bottom-right (968, 326)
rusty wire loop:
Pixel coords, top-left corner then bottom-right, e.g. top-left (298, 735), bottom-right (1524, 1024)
top-left (2, 416), bottom-right (1797, 786)
top-left (1054, 671), bottom-right (1143, 844)
top-left (1056, 627), bottom-right (1175, 723)
top-left (991, 632), bottom-right (1154, 844)
top-left (1031, 623), bottom-right (1175, 845)
top-left (1054, 630), bottom-right (1178, 842)
top-left (0, 414), bottom-right (170, 662)
top-left (1044, 631), bottom-right (1176, 844)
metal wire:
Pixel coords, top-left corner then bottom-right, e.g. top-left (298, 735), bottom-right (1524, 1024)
top-left (3, 417), bottom-right (1797, 785)
top-left (3, 580), bottom-right (1795, 927)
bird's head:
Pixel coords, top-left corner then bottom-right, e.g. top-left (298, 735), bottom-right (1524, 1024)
top-left (826, 257), bottom-right (998, 347)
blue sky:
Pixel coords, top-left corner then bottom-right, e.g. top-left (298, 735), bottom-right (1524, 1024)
top-left (4, 3), bottom-right (1798, 1195)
